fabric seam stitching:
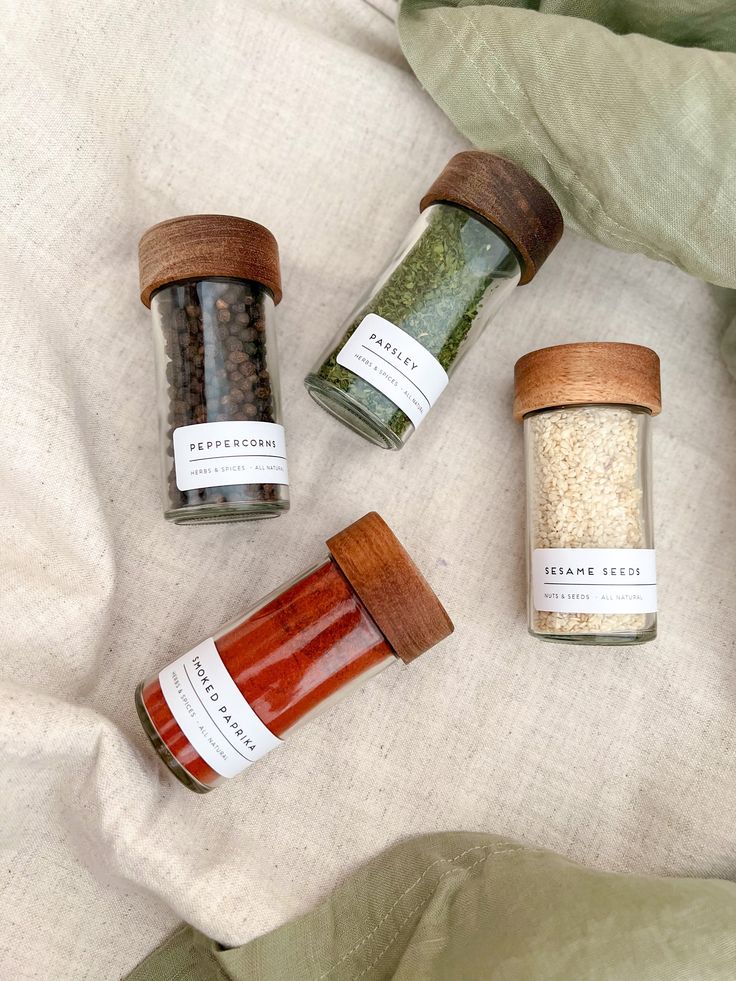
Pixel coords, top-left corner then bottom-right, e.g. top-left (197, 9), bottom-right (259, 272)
top-left (317, 842), bottom-right (532, 980)
top-left (349, 845), bottom-right (536, 980)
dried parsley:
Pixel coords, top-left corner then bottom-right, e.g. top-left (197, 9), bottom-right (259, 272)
top-left (307, 203), bottom-right (521, 443)
top-left (305, 150), bottom-right (563, 449)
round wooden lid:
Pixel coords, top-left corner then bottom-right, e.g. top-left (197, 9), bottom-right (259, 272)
top-left (419, 151), bottom-right (563, 285)
top-left (138, 214), bottom-right (282, 308)
top-left (513, 342), bottom-right (661, 420)
top-left (327, 512), bottom-right (454, 664)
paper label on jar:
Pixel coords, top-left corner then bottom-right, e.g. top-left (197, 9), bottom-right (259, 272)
top-left (336, 314), bottom-right (448, 428)
top-left (159, 637), bottom-right (282, 779)
top-left (532, 549), bottom-right (657, 614)
top-left (172, 421), bottom-right (288, 491)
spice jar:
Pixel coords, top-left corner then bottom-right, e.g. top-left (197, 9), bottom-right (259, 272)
top-left (139, 215), bottom-right (289, 524)
top-left (305, 151), bottom-right (563, 449)
top-left (135, 512), bottom-right (453, 792)
top-left (514, 343), bottom-right (661, 645)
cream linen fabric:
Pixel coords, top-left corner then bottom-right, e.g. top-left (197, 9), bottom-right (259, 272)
top-left (1, 2), bottom-right (736, 979)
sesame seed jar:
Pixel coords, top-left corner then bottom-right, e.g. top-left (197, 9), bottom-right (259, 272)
top-left (139, 215), bottom-right (289, 524)
top-left (305, 152), bottom-right (563, 450)
top-left (514, 343), bottom-right (661, 646)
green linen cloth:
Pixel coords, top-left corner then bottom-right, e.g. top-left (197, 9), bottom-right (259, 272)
top-left (127, 832), bottom-right (736, 980)
top-left (397, 0), bottom-right (736, 290)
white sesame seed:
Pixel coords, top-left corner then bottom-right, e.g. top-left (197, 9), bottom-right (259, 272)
top-left (529, 405), bottom-right (648, 636)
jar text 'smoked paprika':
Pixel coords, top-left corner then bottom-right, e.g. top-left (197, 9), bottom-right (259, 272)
top-left (135, 513), bottom-right (453, 792)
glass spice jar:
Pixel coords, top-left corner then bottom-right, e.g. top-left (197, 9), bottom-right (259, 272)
top-left (135, 512), bottom-right (453, 792)
top-left (305, 151), bottom-right (563, 449)
top-left (514, 343), bottom-right (661, 645)
top-left (139, 215), bottom-right (289, 524)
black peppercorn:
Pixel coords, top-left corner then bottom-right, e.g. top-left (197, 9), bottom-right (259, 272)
top-left (139, 215), bottom-right (289, 524)
top-left (151, 279), bottom-right (288, 519)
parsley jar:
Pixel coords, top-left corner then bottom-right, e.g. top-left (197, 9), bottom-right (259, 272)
top-left (139, 215), bottom-right (289, 524)
top-left (514, 343), bottom-right (661, 646)
top-left (305, 152), bottom-right (563, 449)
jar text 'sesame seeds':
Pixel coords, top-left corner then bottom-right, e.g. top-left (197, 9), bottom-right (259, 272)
top-left (514, 342), bottom-right (661, 646)
top-left (135, 513), bottom-right (453, 793)
top-left (139, 215), bottom-right (289, 524)
top-left (528, 406), bottom-right (653, 637)
top-left (305, 151), bottom-right (563, 450)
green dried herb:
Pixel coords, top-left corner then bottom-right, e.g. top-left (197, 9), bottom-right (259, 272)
top-left (314, 203), bottom-right (519, 439)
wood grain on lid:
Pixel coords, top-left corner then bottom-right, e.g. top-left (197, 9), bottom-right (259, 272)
top-left (326, 512), bottom-right (454, 664)
top-left (419, 151), bottom-right (563, 284)
top-left (514, 342), bottom-right (662, 420)
top-left (138, 214), bottom-right (282, 308)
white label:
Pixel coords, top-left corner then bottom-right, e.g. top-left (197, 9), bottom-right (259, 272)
top-left (159, 637), bottom-right (282, 778)
top-left (336, 313), bottom-right (449, 428)
top-left (172, 421), bottom-right (288, 491)
top-left (532, 548), bottom-right (657, 614)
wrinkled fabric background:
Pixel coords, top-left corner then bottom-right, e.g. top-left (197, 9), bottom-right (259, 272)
top-left (399, 0), bottom-right (736, 287)
top-left (2, 2), bottom-right (736, 979)
top-left (127, 834), bottom-right (736, 981)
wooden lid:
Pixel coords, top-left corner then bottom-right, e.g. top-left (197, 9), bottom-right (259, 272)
top-left (138, 214), bottom-right (282, 308)
top-left (419, 151), bottom-right (563, 284)
top-left (513, 342), bottom-right (661, 420)
top-left (326, 512), bottom-right (454, 664)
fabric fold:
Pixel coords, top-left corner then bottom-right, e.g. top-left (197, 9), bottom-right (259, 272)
top-left (125, 832), bottom-right (736, 981)
top-left (397, 0), bottom-right (736, 288)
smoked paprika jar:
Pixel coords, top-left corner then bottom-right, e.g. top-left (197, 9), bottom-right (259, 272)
top-left (135, 513), bottom-right (453, 792)
top-left (139, 214), bottom-right (289, 524)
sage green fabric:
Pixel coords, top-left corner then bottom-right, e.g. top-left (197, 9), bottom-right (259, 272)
top-left (397, 0), bottom-right (736, 289)
top-left (126, 832), bottom-right (736, 980)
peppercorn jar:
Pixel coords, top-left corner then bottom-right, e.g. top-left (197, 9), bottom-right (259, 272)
top-left (305, 151), bottom-right (563, 450)
top-left (514, 343), bottom-right (661, 645)
top-left (139, 215), bottom-right (289, 524)
top-left (135, 512), bottom-right (453, 792)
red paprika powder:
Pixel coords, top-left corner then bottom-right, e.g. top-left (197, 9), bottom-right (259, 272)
top-left (135, 512), bottom-right (453, 792)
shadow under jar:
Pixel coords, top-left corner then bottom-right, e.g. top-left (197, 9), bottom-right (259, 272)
top-left (305, 151), bottom-right (563, 450)
top-left (135, 512), bottom-right (453, 792)
top-left (514, 343), bottom-right (662, 646)
top-left (139, 215), bottom-right (289, 524)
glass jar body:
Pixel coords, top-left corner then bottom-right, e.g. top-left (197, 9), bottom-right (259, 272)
top-left (135, 557), bottom-right (397, 792)
top-left (151, 277), bottom-right (289, 524)
top-left (305, 203), bottom-right (521, 450)
top-left (525, 404), bottom-right (656, 645)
